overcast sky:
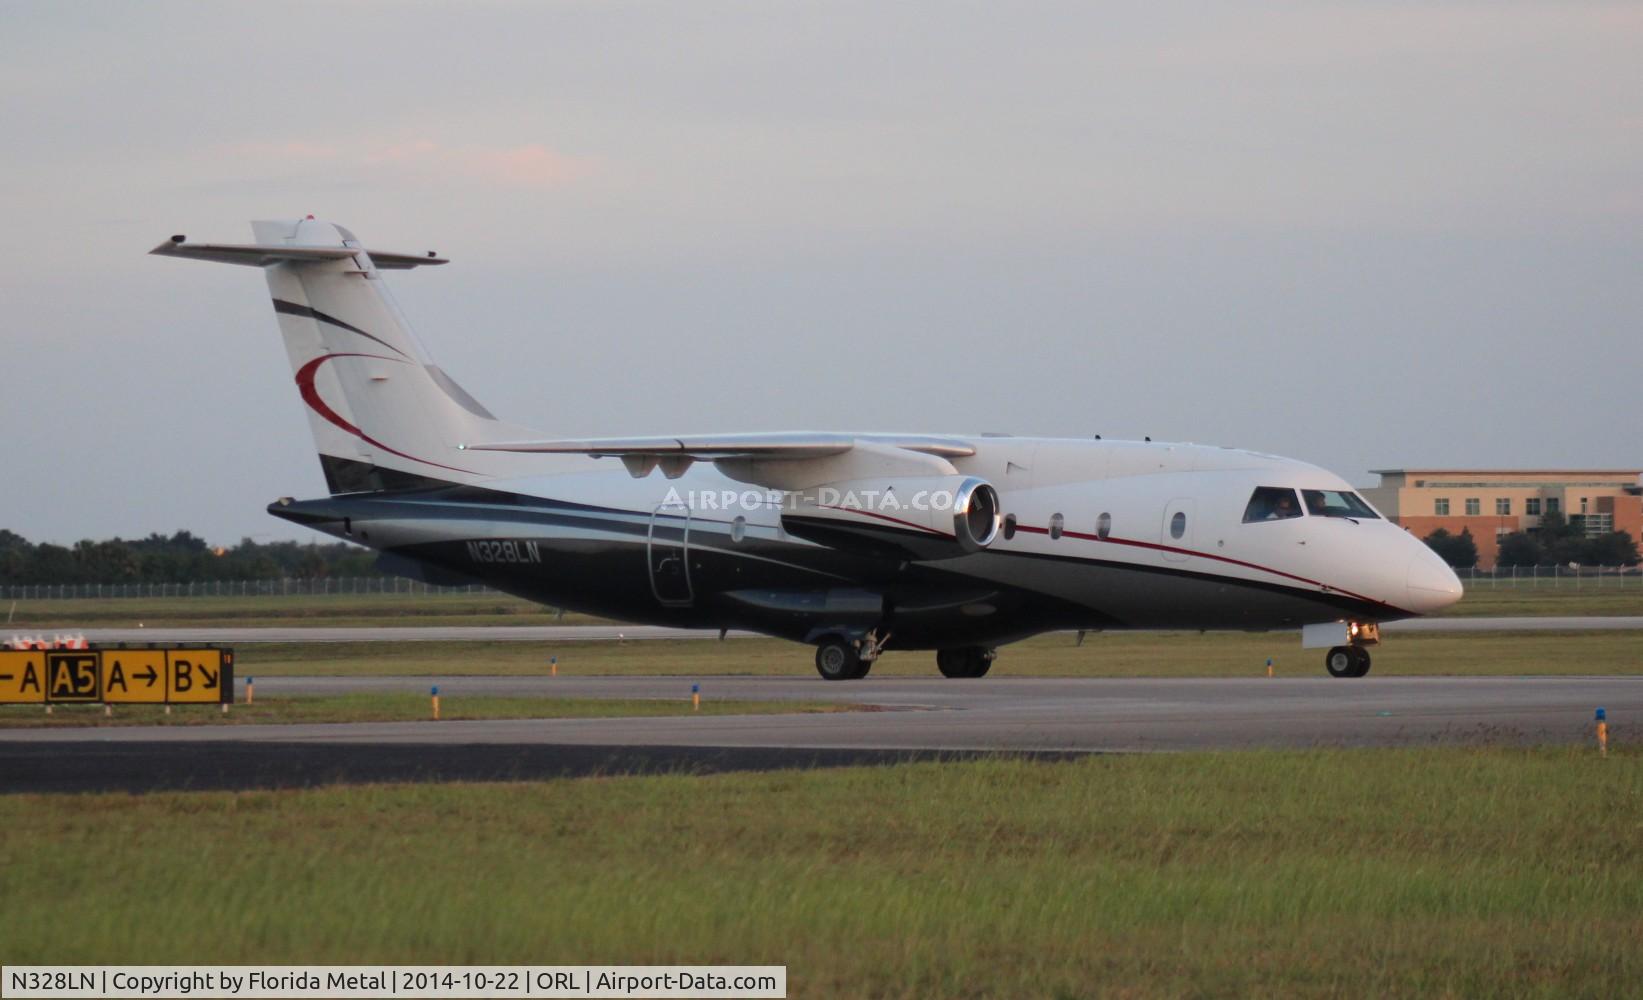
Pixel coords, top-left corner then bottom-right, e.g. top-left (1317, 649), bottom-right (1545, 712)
top-left (2, 1), bottom-right (1639, 546)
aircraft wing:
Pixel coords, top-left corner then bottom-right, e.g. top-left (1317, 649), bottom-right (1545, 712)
top-left (464, 432), bottom-right (973, 458)
top-left (463, 432), bottom-right (976, 484)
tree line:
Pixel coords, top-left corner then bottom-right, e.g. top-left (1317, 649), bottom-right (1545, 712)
top-left (0, 530), bottom-right (382, 585)
top-left (1422, 512), bottom-right (1639, 568)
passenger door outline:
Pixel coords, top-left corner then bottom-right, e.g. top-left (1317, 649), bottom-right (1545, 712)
top-left (647, 502), bottom-right (693, 606)
top-left (1162, 498), bottom-right (1195, 563)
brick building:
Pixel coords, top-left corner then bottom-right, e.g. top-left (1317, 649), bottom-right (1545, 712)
top-left (1361, 469), bottom-right (1643, 568)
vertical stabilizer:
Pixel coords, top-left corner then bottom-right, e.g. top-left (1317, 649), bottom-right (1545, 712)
top-left (157, 218), bottom-right (542, 493)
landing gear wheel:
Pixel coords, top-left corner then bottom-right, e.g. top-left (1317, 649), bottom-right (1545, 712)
top-left (1325, 646), bottom-right (1354, 677)
top-left (1326, 645), bottom-right (1371, 678)
top-left (937, 646), bottom-right (995, 679)
top-left (815, 637), bottom-right (863, 681)
top-left (965, 650), bottom-right (995, 678)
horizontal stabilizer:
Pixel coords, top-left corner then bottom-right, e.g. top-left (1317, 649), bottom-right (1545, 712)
top-left (149, 238), bottom-right (447, 269)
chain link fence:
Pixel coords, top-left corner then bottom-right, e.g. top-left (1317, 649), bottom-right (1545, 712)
top-left (0, 578), bottom-right (502, 600)
top-left (1459, 565), bottom-right (1640, 588)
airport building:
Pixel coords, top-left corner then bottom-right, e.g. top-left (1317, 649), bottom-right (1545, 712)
top-left (1362, 469), bottom-right (1643, 568)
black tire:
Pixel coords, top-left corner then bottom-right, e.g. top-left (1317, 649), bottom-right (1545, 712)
top-left (815, 638), bottom-right (861, 681)
top-left (1350, 646), bottom-right (1372, 678)
top-left (937, 646), bottom-right (994, 679)
top-left (1325, 646), bottom-right (1356, 678)
top-left (966, 648), bottom-right (995, 678)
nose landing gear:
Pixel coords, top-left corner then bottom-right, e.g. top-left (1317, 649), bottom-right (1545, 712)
top-left (1325, 644), bottom-right (1372, 678)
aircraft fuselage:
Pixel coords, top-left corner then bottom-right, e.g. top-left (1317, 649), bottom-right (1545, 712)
top-left (272, 436), bottom-right (1461, 650)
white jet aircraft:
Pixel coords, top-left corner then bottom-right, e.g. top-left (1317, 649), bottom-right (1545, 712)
top-left (154, 218), bottom-right (1463, 680)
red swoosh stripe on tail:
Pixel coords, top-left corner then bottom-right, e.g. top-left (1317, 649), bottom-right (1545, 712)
top-left (295, 353), bottom-right (474, 476)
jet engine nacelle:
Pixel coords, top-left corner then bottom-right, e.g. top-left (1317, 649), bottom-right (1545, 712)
top-left (780, 475), bottom-right (1001, 561)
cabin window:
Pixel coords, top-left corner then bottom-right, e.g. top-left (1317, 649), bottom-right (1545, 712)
top-left (731, 516), bottom-right (747, 543)
top-left (1303, 490), bottom-right (1381, 519)
top-left (1049, 513), bottom-right (1064, 540)
top-left (1170, 511), bottom-right (1187, 539)
top-left (1096, 512), bottom-right (1112, 539)
top-left (1243, 487), bottom-right (1302, 522)
top-left (1003, 514), bottom-right (1017, 540)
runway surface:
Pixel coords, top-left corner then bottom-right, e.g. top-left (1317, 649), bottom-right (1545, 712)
top-left (3, 675), bottom-right (1634, 793)
top-left (62, 616), bottom-right (1643, 644)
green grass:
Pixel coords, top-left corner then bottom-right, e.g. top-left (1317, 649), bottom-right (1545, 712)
top-left (1, 592), bottom-right (604, 629)
top-left (230, 629), bottom-right (1643, 678)
top-left (1443, 584), bottom-right (1643, 618)
top-left (1, 748), bottom-right (1637, 997)
top-left (0, 694), bottom-right (856, 728)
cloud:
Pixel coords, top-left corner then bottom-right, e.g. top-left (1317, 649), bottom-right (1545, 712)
top-left (462, 143), bottom-right (589, 187)
top-left (229, 140), bottom-right (342, 161)
top-left (222, 137), bottom-right (590, 189)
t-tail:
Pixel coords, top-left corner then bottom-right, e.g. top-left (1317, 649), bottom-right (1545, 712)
top-left (151, 218), bottom-right (540, 493)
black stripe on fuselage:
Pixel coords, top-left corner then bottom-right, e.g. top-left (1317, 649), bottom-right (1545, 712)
top-left (272, 299), bottom-right (410, 359)
top-left (318, 455), bottom-right (461, 495)
top-left (923, 547), bottom-right (1411, 623)
top-left (286, 486), bottom-right (1413, 625)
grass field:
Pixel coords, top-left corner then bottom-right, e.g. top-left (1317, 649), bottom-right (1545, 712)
top-left (0, 694), bottom-right (854, 728)
top-left (1442, 585), bottom-right (1643, 618)
top-left (5, 580), bottom-right (1641, 630)
top-left (2, 592), bottom-right (601, 629)
top-left (229, 628), bottom-right (1643, 678)
top-left (2, 747), bottom-right (1637, 997)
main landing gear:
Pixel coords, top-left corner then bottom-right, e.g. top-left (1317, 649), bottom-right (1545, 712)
top-left (812, 633), bottom-right (998, 680)
top-left (1325, 644), bottom-right (1372, 678)
top-left (936, 646), bottom-right (995, 679)
top-left (814, 629), bottom-right (891, 681)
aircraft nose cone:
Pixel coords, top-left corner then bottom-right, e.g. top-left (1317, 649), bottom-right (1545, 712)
top-left (1406, 546), bottom-right (1464, 613)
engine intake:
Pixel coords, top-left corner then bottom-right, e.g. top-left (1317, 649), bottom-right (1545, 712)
top-left (781, 475), bottom-right (1001, 561)
top-left (952, 477), bottom-right (1001, 551)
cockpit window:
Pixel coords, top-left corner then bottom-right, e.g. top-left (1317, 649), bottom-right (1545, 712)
top-left (1243, 487), bottom-right (1303, 522)
top-left (1302, 489), bottom-right (1380, 519)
